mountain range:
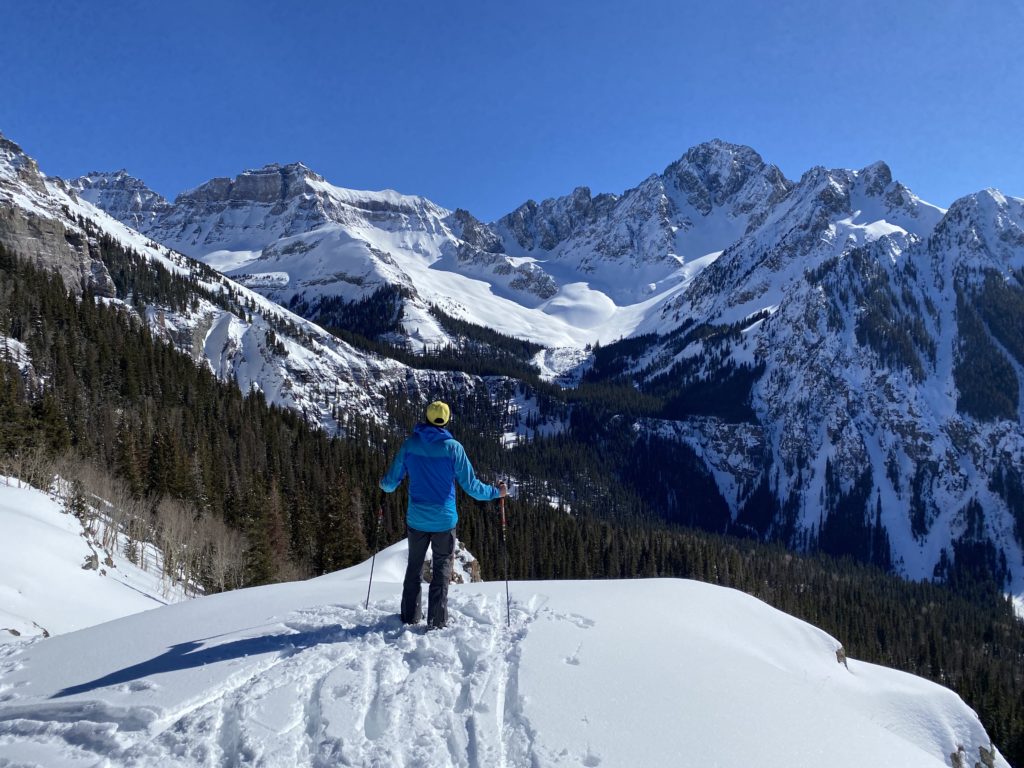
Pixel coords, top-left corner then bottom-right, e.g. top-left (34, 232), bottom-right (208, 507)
top-left (3, 129), bottom-right (1023, 600)
top-left (61, 135), bottom-right (1024, 600)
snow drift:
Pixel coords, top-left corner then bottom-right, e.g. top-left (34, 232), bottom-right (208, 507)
top-left (0, 478), bottom-right (182, 643)
top-left (0, 541), bottom-right (1006, 767)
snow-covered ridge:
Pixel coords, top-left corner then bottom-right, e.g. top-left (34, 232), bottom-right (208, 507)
top-left (0, 542), bottom-right (1007, 767)
top-left (66, 138), bottom-right (957, 359)
top-left (59, 140), bottom-right (790, 350)
top-left (1, 132), bottom-right (531, 433)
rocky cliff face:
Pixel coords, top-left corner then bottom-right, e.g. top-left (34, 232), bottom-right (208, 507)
top-left (663, 140), bottom-right (791, 219)
top-left (181, 162), bottom-right (319, 205)
top-left (0, 134), bottom-right (116, 297)
top-left (71, 169), bottom-right (170, 232)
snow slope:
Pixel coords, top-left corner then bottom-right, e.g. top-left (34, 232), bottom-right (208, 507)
top-left (1, 132), bottom-right (533, 435)
top-left (66, 142), bottom-right (797, 351)
top-left (0, 478), bottom-right (181, 643)
top-left (0, 542), bottom-right (1006, 767)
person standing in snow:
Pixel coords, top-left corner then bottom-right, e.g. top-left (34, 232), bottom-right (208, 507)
top-left (380, 400), bottom-right (507, 630)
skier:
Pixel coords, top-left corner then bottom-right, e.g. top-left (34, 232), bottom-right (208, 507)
top-left (380, 400), bottom-right (507, 630)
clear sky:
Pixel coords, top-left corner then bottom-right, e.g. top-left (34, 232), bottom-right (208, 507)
top-left (1, 0), bottom-right (1022, 220)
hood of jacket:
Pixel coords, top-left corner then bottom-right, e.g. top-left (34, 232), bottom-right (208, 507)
top-left (413, 423), bottom-right (453, 443)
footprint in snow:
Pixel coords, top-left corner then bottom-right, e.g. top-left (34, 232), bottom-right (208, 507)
top-left (117, 680), bottom-right (158, 694)
top-left (566, 613), bottom-right (595, 629)
top-left (545, 609), bottom-right (596, 629)
top-left (564, 643), bottom-right (583, 666)
top-left (457, 595), bottom-right (497, 625)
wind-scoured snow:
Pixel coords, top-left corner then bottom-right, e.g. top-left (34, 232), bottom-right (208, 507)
top-left (0, 542), bottom-right (1006, 767)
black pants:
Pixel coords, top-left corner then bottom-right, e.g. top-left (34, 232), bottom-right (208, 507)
top-left (402, 526), bottom-right (455, 628)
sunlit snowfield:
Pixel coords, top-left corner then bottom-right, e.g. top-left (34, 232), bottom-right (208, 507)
top-left (0, 536), bottom-right (1005, 767)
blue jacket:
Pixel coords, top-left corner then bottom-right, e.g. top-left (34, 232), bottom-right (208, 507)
top-left (379, 424), bottom-right (501, 532)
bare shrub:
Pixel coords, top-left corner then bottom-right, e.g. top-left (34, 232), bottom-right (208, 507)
top-left (202, 517), bottom-right (248, 593)
top-left (2, 447), bottom-right (55, 490)
top-left (2, 450), bottom-right (254, 597)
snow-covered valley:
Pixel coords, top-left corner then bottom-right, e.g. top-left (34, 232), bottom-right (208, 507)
top-left (4, 0), bottom-right (1024, 761)
top-left (0, 540), bottom-right (1007, 768)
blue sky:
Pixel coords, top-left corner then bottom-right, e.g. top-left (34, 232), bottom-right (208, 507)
top-left (2, 0), bottom-right (1022, 220)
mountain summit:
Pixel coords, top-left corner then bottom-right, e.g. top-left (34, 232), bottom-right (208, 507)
top-left (177, 162), bottom-right (323, 205)
top-left (72, 169), bottom-right (171, 231)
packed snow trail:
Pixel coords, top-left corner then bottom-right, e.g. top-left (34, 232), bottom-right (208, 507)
top-left (0, 541), bottom-right (1009, 767)
top-left (113, 596), bottom-right (534, 768)
top-left (0, 591), bottom-right (541, 768)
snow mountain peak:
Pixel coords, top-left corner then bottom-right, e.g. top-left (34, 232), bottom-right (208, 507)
top-left (947, 187), bottom-right (1024, 220)
top-left (663, 138), bottom-right (791, 216)
top-left (0, 132), bottom-right (46, 193)
top-left (932, 187), bottom-right (1024, 272)
top-left (176, 161), bottom-right (325, 206)
top-left (858, 159), bottom-right (893, 189)
top-left (68, 169), bottom-right (171, 231)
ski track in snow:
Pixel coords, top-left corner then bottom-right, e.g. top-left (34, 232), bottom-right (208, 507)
top-left (0, 546), bottom-right (1009, 768)
top-left (0, 594), bottom-right (554, 768)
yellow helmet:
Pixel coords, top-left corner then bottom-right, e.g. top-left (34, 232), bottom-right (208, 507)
top-left (426, 400), bottom-right (451, 426)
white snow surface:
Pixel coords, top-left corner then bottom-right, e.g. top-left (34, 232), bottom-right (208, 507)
top-left (0, 478), bottom-right (178, 643)
top-left (0, 541), bottom-right (1006, 768)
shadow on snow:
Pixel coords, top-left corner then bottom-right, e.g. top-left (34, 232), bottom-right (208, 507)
top-left (52, 614), bottom-right (401, 699)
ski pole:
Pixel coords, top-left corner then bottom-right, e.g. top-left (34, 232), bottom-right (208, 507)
top-left (365, 505), bottom-right (384, 610)
top-left (500, 489), bottom-right (510, 628)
